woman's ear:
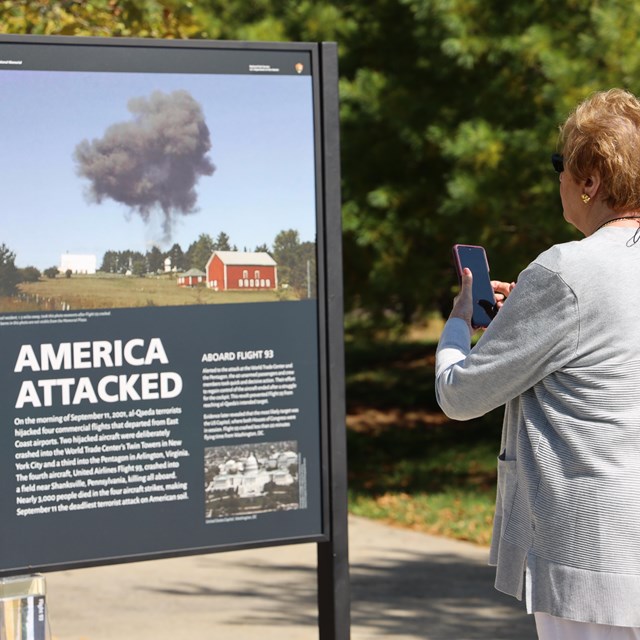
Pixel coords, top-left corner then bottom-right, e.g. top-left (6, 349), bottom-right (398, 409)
top-left (584, 171), bottom-right (601, 200)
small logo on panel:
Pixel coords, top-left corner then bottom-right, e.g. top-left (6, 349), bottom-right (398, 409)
top-left (295, 63), bottom-right (304, 74)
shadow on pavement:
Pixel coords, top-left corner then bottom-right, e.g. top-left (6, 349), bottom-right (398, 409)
top-left (142, 544), bottom-right (536, 639)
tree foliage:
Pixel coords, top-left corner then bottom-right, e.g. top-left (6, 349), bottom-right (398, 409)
top-left (167, 243), bottom-right (186, 271)
top-left (0, 244), bottom-right (19, 295)
top-left (272, 229), bottom-right (316, 297)
top-left (214, 232), bottom-right (231, 251)
top-left (100, 250), bottom-right (145, 274)
top-left (0, 0), bottom-right (205, 38)
top-left (18, 266), bottom-right (41, 283)
top-left (43, 266), bottom-right (59, 279)
top-left (146, 245), bottom-right (164, 273)
top-left (5, 1), bottom-right (640, 325)
top-left (185, 233), bottom-right (215, 270)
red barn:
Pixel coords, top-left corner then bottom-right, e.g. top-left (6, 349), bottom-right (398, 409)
top-left (205, 251), bottom-right (278, 291)
top-left (177, 268), bottom-right (206, 287)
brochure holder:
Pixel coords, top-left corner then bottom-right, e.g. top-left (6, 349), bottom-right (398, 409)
top-left (0, 575), bottom-right (48, 640)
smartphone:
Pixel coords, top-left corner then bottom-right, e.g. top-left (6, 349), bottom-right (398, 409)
top-left (452, 244), bottom-right (497, 328)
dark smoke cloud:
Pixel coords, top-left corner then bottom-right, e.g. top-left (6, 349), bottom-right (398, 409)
top-left (74, 90), bottom-right (215, 240)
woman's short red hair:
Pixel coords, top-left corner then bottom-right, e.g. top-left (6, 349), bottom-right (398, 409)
top-left (561, 88), bottom-right (640, 211)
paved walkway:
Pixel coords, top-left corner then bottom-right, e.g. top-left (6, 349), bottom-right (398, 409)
top-left (45, 516), bottom-right (536, 640)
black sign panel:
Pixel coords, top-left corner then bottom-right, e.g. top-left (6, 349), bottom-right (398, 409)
top-left (0, 35), bottom-right (333, 575)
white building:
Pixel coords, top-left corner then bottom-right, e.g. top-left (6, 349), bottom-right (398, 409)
top-left (60, 254), bottom-right (97, 275)
top-left (209, 452), bottom-right (296, 498)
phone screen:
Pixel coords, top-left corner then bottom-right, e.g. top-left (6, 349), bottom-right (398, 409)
top-left (452, 244), bottom-right (496, 328)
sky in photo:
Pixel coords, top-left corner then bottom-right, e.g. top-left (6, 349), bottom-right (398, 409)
top-left (0, 69), bottom-right (317, 270)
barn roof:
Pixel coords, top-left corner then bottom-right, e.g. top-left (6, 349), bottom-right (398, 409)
top-left (180, 268), bottom-right (206, 277)
top-left (212, 251), bottom-right (277, 266)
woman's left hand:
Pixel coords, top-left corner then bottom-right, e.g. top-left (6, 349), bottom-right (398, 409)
top-left (492, 280), bottom-right (516, 309)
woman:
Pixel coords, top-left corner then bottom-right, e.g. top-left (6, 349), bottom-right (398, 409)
top-left (436, 88), bottom-right (640, 639)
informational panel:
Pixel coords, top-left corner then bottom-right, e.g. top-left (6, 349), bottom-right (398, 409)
top-left (0, 36), bottom-right (333, 575)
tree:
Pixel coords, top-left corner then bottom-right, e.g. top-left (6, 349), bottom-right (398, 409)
top-left (0, 244), bottom-right (19, 295)
top-left (131, 257), bottom-right (146, 277)
top-left (166, 243), bottom-right (185, 272)
top-left (272, 229), bottom-right (315, 296)
top-left (185, 233), bottom-right (215, 270)
top-left (43, 266), bottom-right (59, 279)
top-left (100, 250), bottom-right (146, 274)
top-left (146, 245), bottom-right (164, 273)
top-left (0, 1), bottom-right (205, 39)
top-left (213, 232), bottom-right (231, 251)
top-left (272, 229), bottom-right (300, 267)
top-left (332, 0), bottom-right (640, 324)
top-left (298, 241), bottom-right (316, 298)
top-left (100, 251), bottom-right (119, 273)
top-left (124, 251), bottom-right (145, 274)
top-left (18, 266), bottom-right (41, 283)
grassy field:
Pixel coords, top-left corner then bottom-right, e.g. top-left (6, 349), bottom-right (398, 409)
top-left (8, 274), bottom-right (298, 312)
top-left (345, 332), bottom-right (503, 545)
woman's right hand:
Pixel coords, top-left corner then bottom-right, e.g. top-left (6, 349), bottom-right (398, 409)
top-left (491, 280), bottom-right (516, 310)
top-left (449, 268), bottom-right (477, 334)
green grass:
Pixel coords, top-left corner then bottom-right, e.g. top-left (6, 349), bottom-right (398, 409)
top-left (345, 335), bottom-right (504, 545)
top-left (7, 274), bottom-right (300, 312)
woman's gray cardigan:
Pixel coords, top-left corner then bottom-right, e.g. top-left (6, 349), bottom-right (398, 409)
top-left (436, 228), bottom-right (640, 626)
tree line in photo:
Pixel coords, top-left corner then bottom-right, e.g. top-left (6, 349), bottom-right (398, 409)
top-left (0, 229), bottom-right (316, 297)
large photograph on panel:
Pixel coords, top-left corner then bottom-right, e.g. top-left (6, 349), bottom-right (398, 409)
top-left (1, 63), bottom-right (316, 309)
top-left (0, 38), bottom-right (324, 575)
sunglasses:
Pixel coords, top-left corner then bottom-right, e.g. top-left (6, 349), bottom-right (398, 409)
top-left (551, 153), bottom-right (564, 173)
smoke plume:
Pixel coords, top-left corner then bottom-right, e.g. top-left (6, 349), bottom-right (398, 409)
top-left (74, 90), bottom-right (215, 240)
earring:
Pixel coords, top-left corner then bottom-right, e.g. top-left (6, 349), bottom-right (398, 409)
top-left (581, 193), bottom-right (591, 204)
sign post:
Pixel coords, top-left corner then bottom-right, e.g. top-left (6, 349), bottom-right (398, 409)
top-left (316, 42), bottom-right (350, 640)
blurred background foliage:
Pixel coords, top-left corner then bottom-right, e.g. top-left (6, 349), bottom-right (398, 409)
top-left (4, 0), bottom-right (640, 334)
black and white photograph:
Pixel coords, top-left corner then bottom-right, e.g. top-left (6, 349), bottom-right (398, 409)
top-left (204, 441), bottom-right (301, 520)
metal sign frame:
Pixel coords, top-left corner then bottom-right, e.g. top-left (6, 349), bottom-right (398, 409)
top-left (0, 33), bottom-right (349, 639)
